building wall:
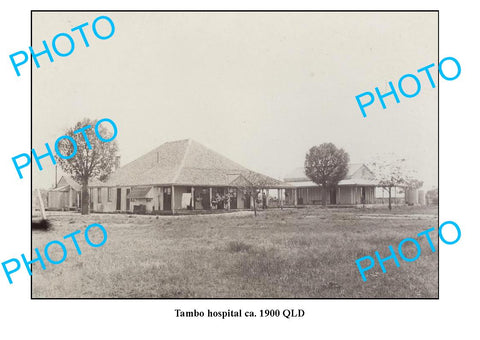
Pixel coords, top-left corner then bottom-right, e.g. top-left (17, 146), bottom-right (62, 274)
top-left (88, 185), bottom-right (298, 212)
top-left (284, 189), bottom-right (295, 205)
top-left (90, 186), bottom-right (169, 212)
top-left (89, 185), bottom-right (191, 212)
top-left (346, 186), bottom-right (375, 204)
top-left (89, 187), bottom-right (118, 212)
top-left (295, 186), bottom-right (376, 205)
top-left (337, 186), bottom-right (352, 204)
top-left (68, 188), bottom-right (80, 208)
top-left (156, 186), bottom-right (164, 211)
top-left (103, 187), bottom-right (116, 211)
top-left (237, 190), bottom-right (246, 209)
top-left (151, 186), bottom-right (163, 211)
top-left (122, 187), bottom-right (133, 212)
top-left (89, 187), bottom-right (99, 212)
top-left (47, 191), bottom-right (67, 210)
top-left (297, 187), bottom-right (328, 204)
top-left (47, 188), bottom-right (80, 210)
top-left (129, 187), bottom-right (155, 212)
top-left (90, 187), bottom-right (97, 211)
top-left (130, 198), bottom-right (155, 212)
top-left (366, 187), bottom-right (375, 204)
top-left (365, 187), bottom-right (375, 204)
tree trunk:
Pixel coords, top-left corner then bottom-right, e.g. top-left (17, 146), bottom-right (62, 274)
top-left (388, 187), bottom-right (392, 211)
top-left (81, 179), bottom-right (89, 215)
top-left (322, 183), bottom-right (328, 206)
top-left (253, 191), bottom-right (257, 217)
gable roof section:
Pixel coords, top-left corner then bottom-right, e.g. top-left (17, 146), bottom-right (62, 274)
top-left (348, 163), bottom-right (375, 180)
top-left (94, 139), bottom-right (288, 188)
top-left (228, 174), bottom-right (253, 188)
top-left (56, 175), bottom-right (81, 191)
top-left (284, 163), bottom-right (377, 186)
top-left (346, 163), bottom-right (364, 178)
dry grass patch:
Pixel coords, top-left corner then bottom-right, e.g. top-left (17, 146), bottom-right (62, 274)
top-left (32, 206), bottom-right (438, 298)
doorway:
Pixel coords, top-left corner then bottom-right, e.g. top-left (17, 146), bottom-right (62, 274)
top-left (229, 189), bottom-right (237, 209)
top-left (116, 188), bottom-right (121, 210)
top-left (163, 187), bottom-right (172, 210)
top-left (244, 192), bottom-right (251, 209)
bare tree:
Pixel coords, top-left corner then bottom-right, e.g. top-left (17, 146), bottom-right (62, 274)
top-left (368, 156), bottom-right (420, 210)
top-left (230, 172), bottom-right (277, 217)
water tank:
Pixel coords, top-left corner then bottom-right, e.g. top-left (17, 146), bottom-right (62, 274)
top-left (406, 189), bottom-right (418, 205)
top-left (418, 190), bottom-right (425, 205)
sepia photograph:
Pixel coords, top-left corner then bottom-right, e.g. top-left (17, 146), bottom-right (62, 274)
top-left (31, 11), bottom-right (438, 298)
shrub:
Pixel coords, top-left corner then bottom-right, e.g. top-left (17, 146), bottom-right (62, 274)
top-left (32, 219), bottom-right (51, 231)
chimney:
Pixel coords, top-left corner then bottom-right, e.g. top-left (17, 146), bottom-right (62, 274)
top-left (114, 156), bottom-right (121, 170)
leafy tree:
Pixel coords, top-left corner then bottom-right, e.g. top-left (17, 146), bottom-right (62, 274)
top-left (55, 118), bottom-right (118, 215)
top-left (304, 143), bottom-right (350, 206)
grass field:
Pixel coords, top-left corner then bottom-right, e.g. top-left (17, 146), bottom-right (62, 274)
top-left (32, 206), bottom-right (438, 298)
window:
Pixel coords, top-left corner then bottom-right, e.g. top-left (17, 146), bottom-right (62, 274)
top-left (97, 188), bottom-right (101, 203)
top-left (108, 188), bottom-right (113, 202)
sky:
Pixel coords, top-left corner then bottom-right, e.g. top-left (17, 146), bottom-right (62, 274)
top-left (32, 11), bottom-right (438, 190)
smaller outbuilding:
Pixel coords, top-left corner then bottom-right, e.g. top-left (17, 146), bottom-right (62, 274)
top-left (47, 175), bottom-right (81, 211)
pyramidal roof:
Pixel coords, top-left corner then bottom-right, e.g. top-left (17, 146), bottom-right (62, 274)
top-left (100, 139), bottom-right (287, 188)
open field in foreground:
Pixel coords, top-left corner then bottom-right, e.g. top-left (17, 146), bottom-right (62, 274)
top-left (32, 206), bottom-right (438, 298)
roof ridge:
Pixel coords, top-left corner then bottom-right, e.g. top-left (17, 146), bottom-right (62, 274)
top-left (171, 139), bottom-right (192, 184)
